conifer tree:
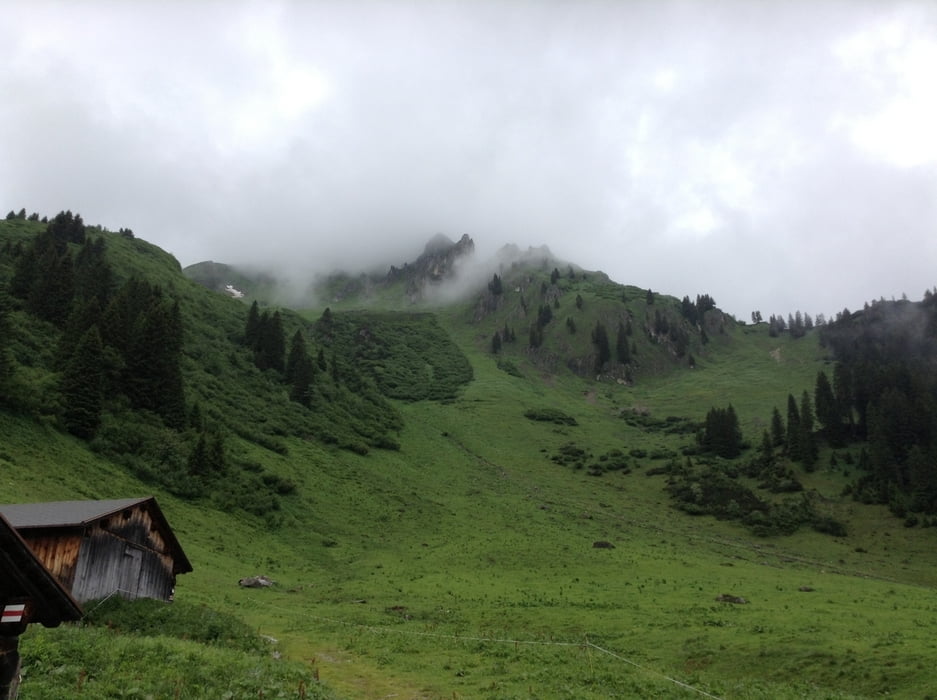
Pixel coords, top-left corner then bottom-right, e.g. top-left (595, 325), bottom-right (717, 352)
top-left (254, 310), bottom-right (286, 372)
top-left (60, 326), bottom-right (104, 439)
top-left (799, 390), bottom-right (818, 470)
top-left (286, 330), bottom-right (316, 406)
top-left (289, 354), bottom-right (316, 406)
top-left (592, 321), bottom-right (610, 372)
top-left (285, 330), bottom-right (308, 385)
top-left (759, 429), bottom-right (774, 465)
top-left (27, 242), bottom-right (74, 326)
top-left (187, 433), bottom-right (207, 477)
top-left (189, 402), bottom-right (205, 432)
top-left (491, 331), bottom-right (502, 354)
top-left (814, 369), bottom-right (842, 444)
top-left (46, 210), bottom-right (86, 244)
top-left (244, 301), bottom-right (261, 347)
top-left (700, 404), bottom-right (743, 458)
top-left (770, 406), bottom-right (785, 447)
top-left (786, 394), bottom-right (801, 459)
top-left (74, 237), bottom-right (113, 307)
top-left (57, 297), bottom-right (103, 368)
top-left (125, 294), bottom-right (186, 428)
top-left (616, 321), bottom-right (630, 363)
top-left (503, 322), bottom-right (515, 343)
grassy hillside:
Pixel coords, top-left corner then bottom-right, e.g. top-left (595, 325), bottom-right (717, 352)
top-left (3, 217), bottom-right (937, 698)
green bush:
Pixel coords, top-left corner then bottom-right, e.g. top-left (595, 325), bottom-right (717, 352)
top-left (524, 407), bottom-right (578, 425)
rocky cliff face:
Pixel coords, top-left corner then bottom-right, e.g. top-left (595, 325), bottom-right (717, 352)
top-left (386, 234), bottom-right (475, 301)
top-left (387, 234), bottom-right (475, 283)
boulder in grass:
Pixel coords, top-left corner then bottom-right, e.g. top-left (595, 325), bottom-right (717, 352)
top-left (715, 593), bottom-right (748, 604)
top-left (239, 575), bottom-right (275, 588)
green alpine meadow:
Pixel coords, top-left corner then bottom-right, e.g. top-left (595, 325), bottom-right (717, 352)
top-left (2, 212), bottom-right (937, 699)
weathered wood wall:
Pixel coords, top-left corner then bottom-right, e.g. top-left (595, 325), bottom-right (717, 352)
top-left (20, 504), bottom-right (176, 603)
top-left (16, 533), bottom-right (82, 590)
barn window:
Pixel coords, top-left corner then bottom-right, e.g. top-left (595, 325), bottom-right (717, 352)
top-left (122, 509), bottom-right (132, 520)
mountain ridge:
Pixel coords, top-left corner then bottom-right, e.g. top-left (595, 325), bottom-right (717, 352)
top-left (3, 213), bottom-right (937, 698)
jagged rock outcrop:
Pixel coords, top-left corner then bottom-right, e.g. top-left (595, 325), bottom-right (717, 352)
top-left (387, 234), bottom-right (474, 283)
top-left (386, 233), bottom-right (475, 302)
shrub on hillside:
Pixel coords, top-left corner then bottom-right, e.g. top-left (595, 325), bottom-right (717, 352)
top-left (524, 407), bottom-right (578, 425)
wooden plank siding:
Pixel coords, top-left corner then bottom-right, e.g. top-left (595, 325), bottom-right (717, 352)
top-left (1, 497), bottom-right (191, 604)
top-left (71, 532), bottom-right (173, 602)
top-left (13, 502), bottom-right (183, 603)
top-left (15, 532), bottom-right (82, 591)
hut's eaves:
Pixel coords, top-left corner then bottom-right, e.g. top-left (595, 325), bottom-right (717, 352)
top-left (0, 513), bottom-right (82, 627)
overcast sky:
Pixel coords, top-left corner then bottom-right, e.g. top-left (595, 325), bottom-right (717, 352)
top-left (2, 1), bottom-right (935, 318)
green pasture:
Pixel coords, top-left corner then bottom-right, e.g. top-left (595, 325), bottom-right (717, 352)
top-left (3, 218), bottom-right (937, 698)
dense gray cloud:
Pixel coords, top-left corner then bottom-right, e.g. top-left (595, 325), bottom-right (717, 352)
top-left (1, 0), bottom-right (935, 317)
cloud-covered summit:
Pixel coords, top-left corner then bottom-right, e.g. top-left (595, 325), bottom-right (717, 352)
top-left (2, 0), bottom-right (935, 318)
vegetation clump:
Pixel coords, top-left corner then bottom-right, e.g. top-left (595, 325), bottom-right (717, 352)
top-left (523, 407), bottom-right (578, 425)
top-left (666, 460), bottom-right (846, 537)
top-left (550, 442), bottom-right (631, 474)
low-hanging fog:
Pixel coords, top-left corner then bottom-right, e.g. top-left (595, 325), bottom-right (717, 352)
top-left (1, 0), bottom-right (935, 318)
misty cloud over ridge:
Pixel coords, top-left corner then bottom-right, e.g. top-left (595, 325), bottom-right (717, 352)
top-left (1, 0), bottom-right (935, 318)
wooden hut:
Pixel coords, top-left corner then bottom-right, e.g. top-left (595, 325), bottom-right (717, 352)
top-left (0, 497), bottom-right (192, 604)
top-left (1, 513), bottom-right (83, 699)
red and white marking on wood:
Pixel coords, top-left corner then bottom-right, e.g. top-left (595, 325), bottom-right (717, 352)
top-left (1, 604), bottom-right (26, 623)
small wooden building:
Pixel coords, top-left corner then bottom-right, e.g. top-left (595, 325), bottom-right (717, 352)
top-left (1, 513), bottom-right (83, 699)
top-left (0, 497), bottom-right (192, 604)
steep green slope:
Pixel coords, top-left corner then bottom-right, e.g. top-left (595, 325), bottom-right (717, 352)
top-left (4, 217), bottom-right (937, 698)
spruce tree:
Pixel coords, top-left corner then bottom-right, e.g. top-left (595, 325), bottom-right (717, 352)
top-left (616, 321), bottom-right (630, 363)
top-left (187, 433), bottom-right (208, 477)
top-left (46, 210), bottom-right (86, 244)
top-left (592, 321), bottom-right (610, 372)
top-left (786, 394), bottom-right (801, 459)
top-left (256, 310), bottom-right (286, 373)
top-left (700, 405), bottom-right (743, 458)
top-left (289, 354), bottom-right (316, 406)
top-left (60, 326), bottom-right (105, 439)
top-left (27, 242), bottom-right (75, 326)
top-left (286, 330), bottom-right (316, 406)
top-left (57, 297), bottom-right (103, 369)
top-left (770, 406), bottom-right (785, 447)
top-left (285, 330), bottom-right (308, 385)
top-left (799, 390), bottom-right (818, 470)
top-left (125, 294), bottom-right (186, 428)
top-left (74, 237), bottom-right (113, 307)
top-left (245, 301), bottom-right (261, 348)
top-left (814, 369), bottom-right (842, 445)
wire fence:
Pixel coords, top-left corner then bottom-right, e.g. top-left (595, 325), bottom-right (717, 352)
top-left (259, 602), bottom-right (725, 699)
